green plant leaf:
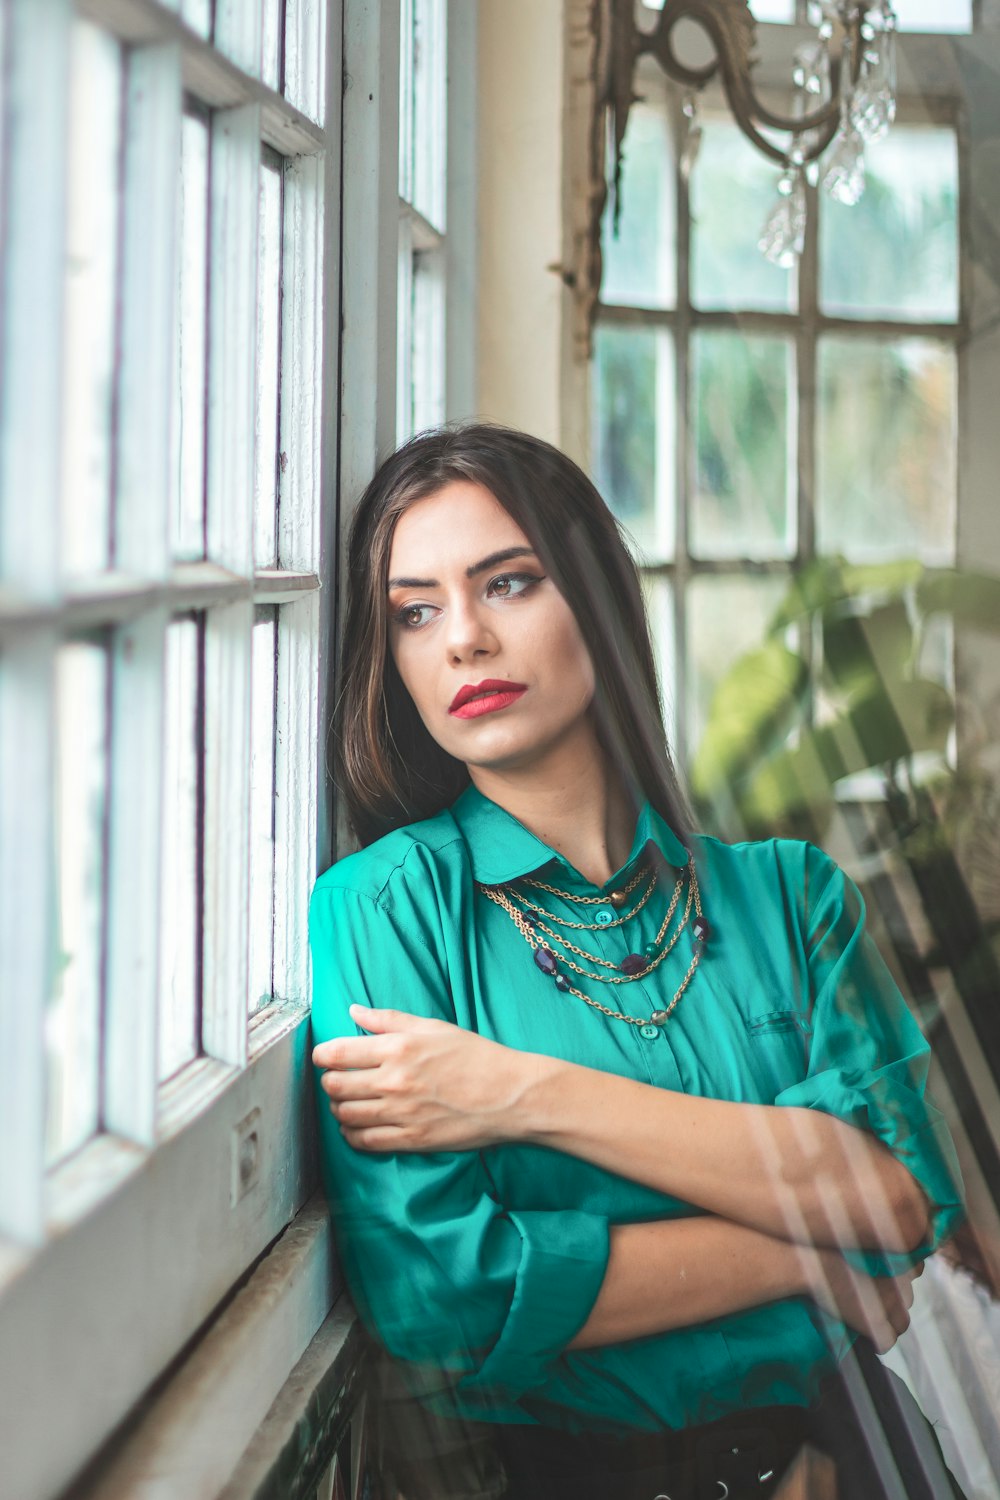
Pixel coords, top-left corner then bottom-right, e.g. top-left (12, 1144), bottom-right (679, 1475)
top-left (690, 640), bottom-right (808, 799)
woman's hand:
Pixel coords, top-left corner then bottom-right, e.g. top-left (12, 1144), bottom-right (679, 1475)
top-left (311, 1006), bottom-right (535, 1153)
top-left (798, 1245), bottom-right (924, 1355)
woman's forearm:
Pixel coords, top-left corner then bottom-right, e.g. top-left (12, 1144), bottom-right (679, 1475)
top-left (567, 1216), bottom-right (808, 1350)
top-left (516, 1057), bottom-right (930, 1255)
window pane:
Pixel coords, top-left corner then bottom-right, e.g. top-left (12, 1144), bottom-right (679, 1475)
top-left (412, 0), bottom-right (447, 229)
top-left (254, 159), bottom-right (282, 569)
top-left (262, 0), bottom-right (283, 90)
top-left (817, 337), bottom-right (957, 564)
top-left (691, 331), bottom-right (793, 559)
top-left (170, 113), bottom-right (209, 560)
top-left (892, 0), bottom-right (972, 32)
top-left (644, 0), bottom-right (794, 12)
top-left (690, 116), bottom-right (794, 313)
top-left (592, 323), bottom-right (675, 562)
top-left (160, 619), bottom-right (201, 1082)
top-left (248, 615), bottom-right (277, 1016)
top-left (46, 643), bottom-right (108, 1166)
top-left (640, 575), bottom-right (678, 754)
top-left (413, 249), bottom-right (445, 432)
top-left (686, 576), bottom-right (789, 758)
top-left (60, 22), bottom-right (121, 579)
top-left (601, 101), bottom-right (675, 310)
top-left (821, 127), bottom-right (958, 322)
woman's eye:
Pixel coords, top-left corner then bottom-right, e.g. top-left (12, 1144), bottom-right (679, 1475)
top-left (488, 573), bottom-right (539, 599)
top-left (394, 603), bottom-right (434, 629)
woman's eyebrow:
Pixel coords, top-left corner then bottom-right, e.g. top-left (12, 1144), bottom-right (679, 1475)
top-left (387, 547), bottom-right (538, 590)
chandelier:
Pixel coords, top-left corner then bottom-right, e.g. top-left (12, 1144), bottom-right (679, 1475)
top-left (603, 0), bottom-right (899, 267)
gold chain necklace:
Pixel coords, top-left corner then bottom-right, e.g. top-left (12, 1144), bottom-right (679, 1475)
top-left (505, 869), bottom-right (658, 930)
top-left (476, 859), bottom-right (710, 1028)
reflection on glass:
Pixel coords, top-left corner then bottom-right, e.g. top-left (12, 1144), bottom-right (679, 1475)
top-left (691, 117), bottom-right (794, 313)
top-left (170, 113), bottom-right (209, 560)
top-left (686, 575), bottom-right (788, 759)
top-left (46, 643), bottom-right (108, 1166)
top-left (692, 331), bottom-right (792, 559)
top-left (249, 615), bottom-right (277, 1016)
top-left (821, 127), bottom-right (958, 322)
top-left (262, 0), bottom-right (283, 90)
top-left (255, 160), bottom-right (282, 568)
top-left (60, 22), bottom-right (121, 578)
top-left (160, 619), bottom-right (201, 1082)
top-left (601, 101), bottom-right (675, 310)
top-left (592, 323), bottom-right (675, 562)
top-left (817, 337), bottom-right (957, 564)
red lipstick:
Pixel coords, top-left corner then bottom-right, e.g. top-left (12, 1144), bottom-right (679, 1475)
top-left (449, 679), bottom-right (528, 719)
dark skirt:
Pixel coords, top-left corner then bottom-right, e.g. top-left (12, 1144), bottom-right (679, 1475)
top-left (371, 1337), bottom-right (968, 1500)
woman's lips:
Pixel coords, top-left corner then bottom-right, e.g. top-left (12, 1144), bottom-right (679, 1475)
top-left (449, 685), bottom-right (527, 719)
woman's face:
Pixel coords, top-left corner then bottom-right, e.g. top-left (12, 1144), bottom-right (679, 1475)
top-left (386, 480), bottom-right (597, 774)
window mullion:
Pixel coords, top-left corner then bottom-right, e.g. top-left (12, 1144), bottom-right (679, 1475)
top-left (0, 0), bottom-right (71, 1247)
top-left (103, 43), bottom-right (181, 1144)
top-left (0, 637), bottom-right (56, 1245)
top-left (201, 103), bottom-right (259, 1067)
top-left (0, 0), bottom-right (71, 598)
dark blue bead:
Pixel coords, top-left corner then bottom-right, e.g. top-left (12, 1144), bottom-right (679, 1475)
top-left (533, 947), bottom-right (558, 976)
top-left (620, 953), bottom-right (647, 976)
top-left (554, 974), bottom-right (570, 992)
top-left (693, 916), bottom-right (711, 943)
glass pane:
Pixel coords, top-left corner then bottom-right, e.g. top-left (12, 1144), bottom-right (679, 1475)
top-left (640, 575), bottom-right (678, 755)
top-left (398, 0), bottom-right (414, 203)
top-left (248, 615), bottom-right (277, 1016)
top-left (892, 0), bottom-right (972, 32)
top-left (413, 248), bottom-right (446, 432)
top-left (160, 619), bottom-right (201, 1082)
top-left (592, 322), bottom-right (675, 562)
top-left (60, 22), bottom-right (121, 579)
top-left (46, 643), bottom-right (108, 1166)
top-left (262, 0), bottom-right (283, 90)
top-left (254, 159), bottom-right (282, 569)
top-left (601, 100), bottom-right (675, 310)
top-left (181, 0), bottom-right (211, 37)
top-left (686, 575), bottom-right (789, 758)
top-left (645, 0), bottom-right (794, 12)
top-left (821, 127), bottom-right (958, 322)
top-left (170, 113), bottom-right (209, 561)
top-left (691, 331), bottom-right (792, 559)
top-left (817, 337), bottom-right (957, 564)
top-left (690, 116), bottom-right (794, 313)
top-left (412, 0), bottom-right (447, 229)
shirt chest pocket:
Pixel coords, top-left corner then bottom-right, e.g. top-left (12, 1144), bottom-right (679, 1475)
top-left (745, 1008), bottom-right (812, 1039)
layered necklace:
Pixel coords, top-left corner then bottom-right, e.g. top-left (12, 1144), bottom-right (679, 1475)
top-left (477, 856), bottom-right (710, 1029)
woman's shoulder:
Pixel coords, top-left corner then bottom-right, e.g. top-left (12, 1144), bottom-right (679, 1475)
top-left (311, 805), bottom-right (468, 912)
top-left (691, 829), bottom-right (842, 904)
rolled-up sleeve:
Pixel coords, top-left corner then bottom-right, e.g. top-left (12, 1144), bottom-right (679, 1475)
top-left (773, 844), bottom-right (965, 1272)
top-left (308, 878), bottom-right (610, 1406)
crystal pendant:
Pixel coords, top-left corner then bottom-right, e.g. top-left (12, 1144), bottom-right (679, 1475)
top-left (679, 94), bottom-right (702, 182)
top-left (849, 29), bottom-right (897, 145)
top-left (823, 127), bottom-right (866, 206)
top-left (758, 168), bottom-right (807, 269)
top-left (793, 38), bottom-right (830, 100)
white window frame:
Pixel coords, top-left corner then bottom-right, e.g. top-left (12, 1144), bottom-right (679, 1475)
top-left (0, 1), bottom-right (478, 1494)
top-left (0, 1), bottom-right (337, 1494)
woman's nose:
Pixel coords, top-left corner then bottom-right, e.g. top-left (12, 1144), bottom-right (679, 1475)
top-left (444, 598), bottom-right (498, 661)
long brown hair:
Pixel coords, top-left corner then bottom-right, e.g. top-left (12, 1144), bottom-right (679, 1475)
top-left (335, 422), bottom-right (693, 849)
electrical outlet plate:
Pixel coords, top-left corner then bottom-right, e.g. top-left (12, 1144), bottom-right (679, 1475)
top-left (231, 1106), bottom-right (261, 1207)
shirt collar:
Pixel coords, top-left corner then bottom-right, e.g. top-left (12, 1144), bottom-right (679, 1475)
top-left (449, 781), bottom-right (689, 890)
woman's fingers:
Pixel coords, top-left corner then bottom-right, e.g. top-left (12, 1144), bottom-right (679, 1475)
top-left (312, 1035), bottom-right (388, 1070)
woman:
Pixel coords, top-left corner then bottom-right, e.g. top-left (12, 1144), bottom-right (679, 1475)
top-left (309, 423), bottom-right (966, 1500)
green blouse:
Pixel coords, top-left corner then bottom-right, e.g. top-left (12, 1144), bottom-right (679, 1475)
top-left (308, 782), bottom-right (963, 1436)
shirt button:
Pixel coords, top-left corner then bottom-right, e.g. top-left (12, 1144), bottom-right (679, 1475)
top-left (638, 1024), bottom-right (659, 1040)
top-left (595, 909), bottom-right (615, 925)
